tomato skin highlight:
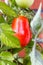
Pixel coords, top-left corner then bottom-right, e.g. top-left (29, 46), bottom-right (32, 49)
top-left (38, 32), bottom-right (43, 48)
top-left (12, 16), bottom-right (32, 47)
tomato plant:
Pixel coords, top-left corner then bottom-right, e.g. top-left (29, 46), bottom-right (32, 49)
top-left (0, 0), bottom-right (43, 65)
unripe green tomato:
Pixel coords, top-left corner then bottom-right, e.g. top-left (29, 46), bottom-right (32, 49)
top-left (15, 0), bottom-right (34, 8)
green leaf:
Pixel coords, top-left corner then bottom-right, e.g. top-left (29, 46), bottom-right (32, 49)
top-left (0, 23), bottom-right (12, 31)
top-left (0, 51), bottom-right (14, 61)
top-left (11, 48), bottom-right (22, 54)
top-left (7, 16), bottom-right (14, 24)
top-left (9, 0), bottom-right (16, 7)
top-left (0, 2), bottom-right (17, 17)
top-left (0, 60), bottom-right (5, 65)
top-left (18, 58), bottom-right (23, 64)
top-left (23, 56), bottom-right (31, 65)
top-left (28, 40), bottom-right (33, 48)
top-left (0, 46), bottom-right (11, 53)
top-left (0, 23), bottom-right (20, 48)
top-left (0, 60), bottom-right (16, 65)
top-left (0, 15), bottom-right (6, 23)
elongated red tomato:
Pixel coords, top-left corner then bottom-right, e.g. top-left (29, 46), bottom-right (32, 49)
top-left (12, 16), bottom-right (32, 47)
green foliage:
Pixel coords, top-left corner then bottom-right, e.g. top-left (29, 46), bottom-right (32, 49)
top-left (23, 56), bottom-right (31, 65)
top-left (0, 23), bottom-right (20, 48)
top-left (0, 51), bottom-right (14, 61)
top-left (0, 15), bottom-right (6, 23)
top-left (0, 60), bottom-right (16, 65)
top-left (9, 0), bottom-right (16, 7)
top-left (0, 2), bottom-right (17, 17)
top-left (0, 51), bottom-right (16, 65)
top-left (0, 1), bottom-right (41, 65)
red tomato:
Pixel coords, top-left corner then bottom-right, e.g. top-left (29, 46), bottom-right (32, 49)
top-left (18, 49), bottom-right (26, 58)
top-left (12, 16), bottom-right (32, 47)
top-left (38, 31), bottom-right (43, 48)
